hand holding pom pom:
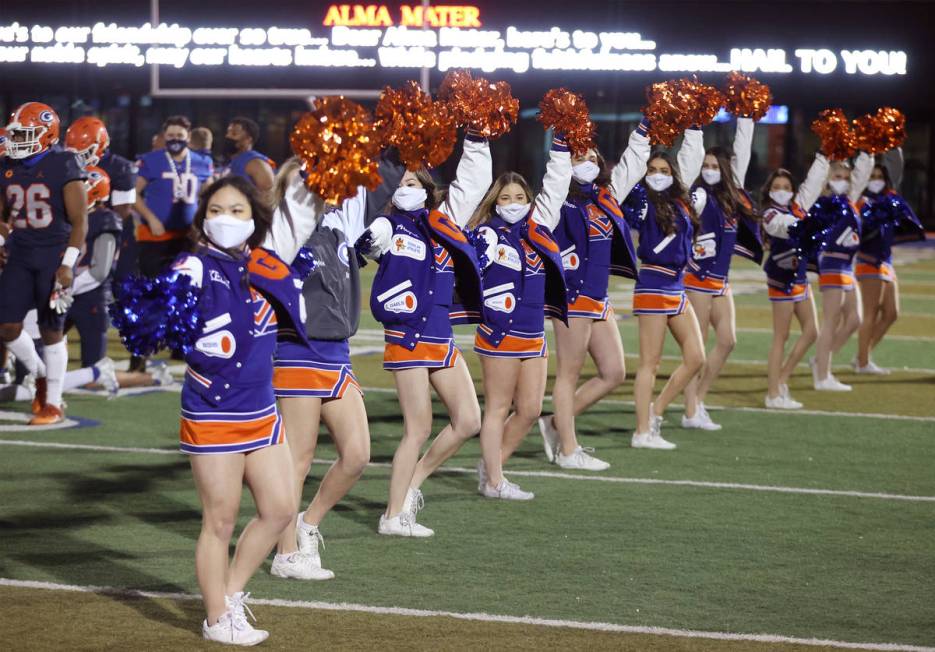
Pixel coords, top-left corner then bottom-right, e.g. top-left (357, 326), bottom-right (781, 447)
top-left (723, 72), bottom-right (772, 121)
top-left (375, 81), bottom-right (458, 170)
top-left (853, 107), bottom-right (906, 154)
top-left (537, 88), bottom-right (595, 156)
top-left (641, 78), bottom-right (723, 146)
top-left (291, 247), bottom-right (317, 280)
top-left (439, 69), bottom-right (519, 140)
top-left (290, 96), bottom-right (382, 204)
top-left (811, 109), bottom-right (857, 160)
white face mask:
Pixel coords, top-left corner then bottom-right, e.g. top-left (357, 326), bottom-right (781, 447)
top-left (495, 202), bottom-right (531, 224)
top-left (867, 179), bottom-right (886, 194)
top-left (701, 168), bottom-right (721, 185)
top-left (769, 189), bottom-right (794, 206)
top-left (204, 214), bottom-right (255, 250)
top-left (392, 186), bottom-right (427, 212)
top-left (829, 179), bottom-right (850, 195)
top-left (645, 173), bottom-right (674, 192)
top-left (572, 161), bottom-right (600, 184)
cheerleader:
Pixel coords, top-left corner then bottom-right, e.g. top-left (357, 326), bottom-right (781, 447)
top-left (760, 152), bottom-right (830, 408)
top-left (267, 159), bottom-right (370, 581)
top-left (359, 132), bottom-right (491, 536)
top-left (854, 152), bottom-right (923, 373)
top-left (538, 120), bottom-right (652, 470)
top-left (810, 153), bottom-right (873, 391)
top-left (627, 128), bottom-right (707, 448)
top-left (163, 175), bottom-right (320, 645)
top-left (468, 135), bottom-right (571, 499)
top-left (680, 118), bottom-right (760, 430)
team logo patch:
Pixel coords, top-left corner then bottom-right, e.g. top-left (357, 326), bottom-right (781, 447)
top-left (195, 330), bottom-right (236, 359)
top-left (338, 241), bottom-right (350, 267)
top-left (383, 291), bottom-right (418, 314)
top-left (209, 269), bottom-right (231, 289)
top-left (493, 244), bottom-right (522, 271)
top-left (390, 234), bottom-right (427, 261)
top-left (693, 236), bottom-right (716, 260)
top-left (562, 250), bottom-right (579, 271)
top-left (39, 110), bottom-right (54, 123)
top-left (485, 292), bottom-right (516, 313)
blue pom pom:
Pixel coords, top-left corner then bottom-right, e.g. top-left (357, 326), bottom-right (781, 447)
top-left (291, 247), bottom-right (317, 280)
top-left (622, 183), bottom-right (648, 225)
top-left (464, 228), bottom-right (489, 271)
top-left (109, 272), bottom-right (204, 357)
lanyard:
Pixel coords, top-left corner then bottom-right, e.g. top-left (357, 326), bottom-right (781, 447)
top-left (164, 149), bottom-right (191, 202)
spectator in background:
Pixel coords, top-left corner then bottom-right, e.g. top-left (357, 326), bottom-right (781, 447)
top-left (191, 126), bottom-right (214, 161)
top-left (151, 132), bottom-right (165, 151)
top-left (134, 115), bottom-right (213, 277)
top-left (224, 117), bottom-right (275, 193)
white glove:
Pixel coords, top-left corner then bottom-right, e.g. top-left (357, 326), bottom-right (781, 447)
top-left (362, 217), bottom-right (393, 258)
top-left (49, 282), bottom-right (74, 315)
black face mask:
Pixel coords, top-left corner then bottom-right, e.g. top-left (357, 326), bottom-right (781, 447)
top-left (223, 137), bottom-right (240, 156)
top-left (166, 138), bottom-right (188, 155)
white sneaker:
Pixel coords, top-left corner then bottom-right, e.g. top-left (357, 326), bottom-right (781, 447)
top-left (853, 358), bottom-right (890, 375)
top-left (202, 592), bottom-right (268, 646)
top-left (270, 551), bottom-right (333, 581)
top-left (681, 403), bottom-right (722, 431)
top-left (555, 446), bottom-right (610, 471)
top-left (814, 375), bottom-right (852, 391)
top-left (377, 512), bottom-right (434, 537)
top-left (481, 477), bottom-right (535, 501)
top-left (276, 515), bottom-right (334, 580)
top-left (405, 488), bottom-right (425, 522)
top-left (765, 394), bottom-right (803, 409)
top-left (538, 415), bottom-right (559, 463)
top-left (150, 360), bottom-right (174, 386)
top-left (94, 357), bottom-right (119, 398)
top-left (476, 459), bottom-right (488, 492)
top-left (631, 431), bottom-right (677, 450)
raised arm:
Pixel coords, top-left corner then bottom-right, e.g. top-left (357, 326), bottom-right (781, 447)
top-left (439, 132), bottom-right (492, 227)
top-left (530, 136), bottom-right (572, 231)
top-left (264, 170), bottom-right (325, 264)
top-left (677, 126), bottom-right (705, 188)
top-left (610, 118), bottom-right (651, 203)
top-left (731, 117), bottom-right (754, 187)
top-left (321, 185), bottom-right (368, 244)
top-left (882, 147), bottom-right (904, 190)
top-left (795, 152), bottom-right (830, 211)
top-left (848, 151), bottom-right (874, 203)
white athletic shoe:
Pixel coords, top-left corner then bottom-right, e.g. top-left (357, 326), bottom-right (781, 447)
top-left (555, 446), bottom-right (610, 471)
top-left (202, 592), bottom-right (268, 646)
top-left (94, 357), bottom-right (119, 398)
top-left (538, 415), bottom-right (559, 463)
top-left (853, 358), bottom-right (890, 375)
top-left (765, 394), bottom-right (803, 410)
top-left (270, 551), bottom-right (332, 581)
top-left (631, 429), bottom-right (677, 450)
top-left (286, 515), bottom-right (335, 580)
top-left (681, 403), bottom-right (722, 431)
top-left (481, 477), bottom-right (535, 501)
top-left (377, 512), bottom-right (434, 538)
top-left (814, 375), bottom-right (852, 392)
top-left (476, 459), bottom-right (488, 492)
top-left (150, 360), bottom-right (174, 386)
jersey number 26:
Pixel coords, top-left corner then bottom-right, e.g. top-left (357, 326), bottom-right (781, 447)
top-left (6, 183), bottom-right (53, 229)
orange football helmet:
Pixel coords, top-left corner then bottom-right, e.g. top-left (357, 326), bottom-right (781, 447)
top-left (5, 102), bottom-right (60, 159)
top-left (85, 165), bottom-right (111, 208)
top-left (66, 116), bottom-right (110, 167)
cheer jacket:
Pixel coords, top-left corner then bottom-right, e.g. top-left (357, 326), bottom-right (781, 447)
top-left (857, 189), bottom-right (924, 264)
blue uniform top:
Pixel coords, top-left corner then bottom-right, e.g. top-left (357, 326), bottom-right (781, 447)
top-left (137, 149), bottom-right (213, 232)
top-left (224, 150), bottom-right (274, 186)
top-left (0, 147), bottom-right (86, 251)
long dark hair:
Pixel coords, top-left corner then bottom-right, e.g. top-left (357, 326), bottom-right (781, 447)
top-left (868, 162), bottom-right (892, 193)
top-left (703, 147), bottom-right (756, 221)
top-left (382, 167), bottom-right (441, 215)
top-left (190, 175), bottom-right (273, 255)
top-left (759, 168), bottom-right (798, 208)
top-left (646, 151), bottom-right (698, 235)
top-left (567, 148), bottom-right (612, 202)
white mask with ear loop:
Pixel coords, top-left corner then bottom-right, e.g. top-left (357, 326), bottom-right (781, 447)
top-left (392, 186), bottom-right (428, 211)
top-left (645, 173), bottom-right (674, 192)
top-left (204, 214), bottom-right (255, 249)
top-left (829, 179), bottom-right (850, 195)
top-left (572, 161), bottom-right (600, 184)
top-left (867, 180), bottom-right (886, 194)
top-left (701, 168), bottom-right (722, 185)
top-left (496, 203), bottom-right (531, 224)
top-left (769, 190), bottom-right (794, 206)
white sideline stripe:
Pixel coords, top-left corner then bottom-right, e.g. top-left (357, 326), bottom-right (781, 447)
top-left (0, 579), bottom-right (932, 652)
top-left (2, 439), bottom-right (934, 503)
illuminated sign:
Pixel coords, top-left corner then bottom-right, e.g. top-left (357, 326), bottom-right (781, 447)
top-left (0, 8), bottom-right (909, 77)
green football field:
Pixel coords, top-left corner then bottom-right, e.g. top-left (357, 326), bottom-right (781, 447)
top-left (2, 247), bottom-right (934, 651)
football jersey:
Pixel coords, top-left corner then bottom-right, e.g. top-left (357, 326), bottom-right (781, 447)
top-left (137, 148), bottom-right (213, 232)
top-left (0, 147), bottom-right (86, 250)
top-left (78, 206), bottom-right (123, 268)
top-left (224, 150), bottom-right (275, 186)
top-left (98, 150), bottom-right (137, 207)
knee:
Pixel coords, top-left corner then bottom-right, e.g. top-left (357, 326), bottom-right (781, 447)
top-left (801, 322), bottom-right (819, 343)
top-left (455, 407), bottom-right (482, 439)
top-left (686, 350), bottom-right (706, 375)
top-left (0, 323), bottom-right (22, 342)
top-left (599, 364), bottom-right (626, 388)
top-left (720, 332), bottom-right (737, 353)
top-left (261, 501), bottom-right (296, 532)
top-left (513, 397), bottom-right (543, 426)
top-left (340, 445), bottom-right (370, 477)
top-left (881, 307), bottom-right (899, 326)
top-left (203, 513), bottom-right (238, 542)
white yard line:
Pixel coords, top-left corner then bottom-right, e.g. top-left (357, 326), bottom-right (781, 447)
top-left (2, 438), bottom-right (933, 503)
top-left (0, 579), bottom-right (931, 652)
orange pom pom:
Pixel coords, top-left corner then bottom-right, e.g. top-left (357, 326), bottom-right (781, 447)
top-left (537, 88), bottom-right (595, 156)
top-left (642, 78), bottom-right (722, 146)
top-left (289, 96), bottom-right (382, 204)
top-left (375, 80), bottom-right (458, 170)
top-left (853, 107), bottom-right (906, 154)
top-left (811, 108), bottom-right (857, 160)
top-left (439, 69), bottom-right (519, 140)
top-left (722, 71), bottom-right (773, 121)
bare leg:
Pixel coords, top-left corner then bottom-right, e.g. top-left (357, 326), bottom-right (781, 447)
top-left (682, 291), bottom-right (713, 417)
top-left (275, 397), bottom-right (322, 555)
top-left (634, 313), bottom-right (668, 434)
top-left (500, 356), bottom-right (548, 464)
top-left (831, 289), bottom-right (862, 354)
top-left (477, 355), bottom-right (522, 488)
top-left (815, 288), bottom-right (845, 380)
top-left (653, 304), bottom-right (706, 415)
top-left (386, 367), bottom-right (433, 518)
top-left (767, 301), bottom-right (795, 399)
top-left (549, 317), bottom-right (592, 455)
top-left (226, 444), bottom-right (296, 596)
top-left (870, 277), bottom-right (900, 351)
top-left (778, 291), bottom-right (818, 387)
top-left (696, 289), bottom-right (737, 404)
top-left (575, 315), bottom-right (627, 416)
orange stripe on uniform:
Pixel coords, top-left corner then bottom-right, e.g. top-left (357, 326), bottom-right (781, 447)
top-left (819, 272), bottom-right (854, 289)
top-left (273, 366), bottom-right (341, 391)
top-left (632, 292), bottom-right (684, 313)
top-left (768, 283), bottom-right (808, 301)
top-left (684, 272), bottom-right (726, 294)
top-left (180, 413), bottom-right (278, 447)
top-left (474, 332), bottom-right (546, 357)
top-left (384, 340), bottom-right (460, 368)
